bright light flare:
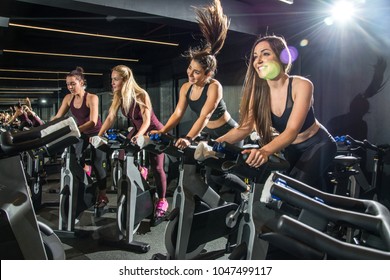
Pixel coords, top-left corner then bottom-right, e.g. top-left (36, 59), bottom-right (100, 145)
top-left (330, 1), bottom-right (356, 24)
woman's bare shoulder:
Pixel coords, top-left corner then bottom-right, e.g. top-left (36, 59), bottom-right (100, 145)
top-left (292, 75), bottom-right (313, 88)
top-left (208, 79), bottom-right (222, 91)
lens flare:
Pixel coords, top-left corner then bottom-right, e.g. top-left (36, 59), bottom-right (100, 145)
top-left (261, 61), bottom-right (281, 80)
top-left (300, 39), bottom-right (309, 47)
top-left (280, 46), bottom-right (298, 64)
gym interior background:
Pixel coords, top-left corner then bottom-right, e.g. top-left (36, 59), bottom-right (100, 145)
top-left (0, 0), bottom-right (390, 207)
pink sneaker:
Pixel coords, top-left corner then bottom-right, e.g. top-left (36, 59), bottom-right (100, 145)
top-left (155, 199), bottom-right (169, 219)
top-left (140, 166), bottom-right (148, 180)
top-left (84, 165), bottom-right (92, 177)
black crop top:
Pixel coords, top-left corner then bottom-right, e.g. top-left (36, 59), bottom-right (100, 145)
top-left (186, 83), bottom-right (227, 121)
top-left (271, 77), bottom-right (315, 133)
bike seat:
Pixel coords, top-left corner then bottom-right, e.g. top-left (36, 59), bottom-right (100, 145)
top-left (333, 155), bottom-right (360, 167)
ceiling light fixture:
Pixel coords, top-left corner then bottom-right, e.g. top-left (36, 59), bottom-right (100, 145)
top-left (0, 76), bottom-right (64, 81)
top-left (0, 91), bottom-right (54, 94)
top-left (0, 68), bottom-right (102, 75)
top-left (9, 23), bottom-right (179, 47)
top-left (0, 87), bottom-right (61, 91)
top-left (3, 49), bottom-right (138, 62)
top-left (0, 98), bottom-right (38, 103)
top-left (278, 0), bottom-right (293, 4)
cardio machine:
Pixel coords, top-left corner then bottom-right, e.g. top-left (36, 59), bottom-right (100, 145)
top-left (91, 132), bottom-right (156, 253)
top-left (0, 116), bottom-right (80, 259)
top-left (253, 172), bottom-right (390, 259)
top-left (140, 134), bottom-right (288, 260)
top-left (215, 144), bottom-right (290, 260)
top-left (22, 148), bottom-right (45, 210)
top-left (329, 135), bottom-right (389, 200)
top-left (57, 144), bottom-right (97, 235)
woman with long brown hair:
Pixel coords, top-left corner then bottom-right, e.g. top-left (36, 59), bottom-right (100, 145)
top-left (217, 35), bottom-right (337, 191)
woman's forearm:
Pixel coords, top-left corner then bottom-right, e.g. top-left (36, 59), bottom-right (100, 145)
top-left (216, 126), bottom-right (251, 143)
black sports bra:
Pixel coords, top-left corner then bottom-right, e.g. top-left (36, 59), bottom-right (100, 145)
top-left (186, 84), bottom-right (227, 121)
top-left (271, 77), bottom-right (315, 133)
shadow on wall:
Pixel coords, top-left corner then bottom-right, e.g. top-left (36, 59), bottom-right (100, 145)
top-left (327, 56), bottom-right (388, 141)
top-left (326, 56), bottom-right (389, 203)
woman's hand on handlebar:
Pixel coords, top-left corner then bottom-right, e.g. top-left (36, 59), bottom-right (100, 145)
top-left (131, 135), bottom-right (138, 144)
top-left (149, 129), bottom-right (162, 136)
top-left (175, 137), bottom-right (191, 149)
top-left (242, 148), bottom-right (269, 168)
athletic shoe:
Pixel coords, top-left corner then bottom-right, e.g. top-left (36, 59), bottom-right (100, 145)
top-left (140, 166), bottom-right (148, 180)
top-left (154, 199), bottom-right (169, 219)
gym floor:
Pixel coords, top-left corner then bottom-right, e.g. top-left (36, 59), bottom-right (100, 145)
top-left (35, 175), bottom-right (228, 260)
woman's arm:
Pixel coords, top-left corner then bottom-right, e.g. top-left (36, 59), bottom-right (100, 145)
top-left (98, 111), bottom-right (117, 137)
top-left (185, 82), bottom-right (222, 139)
top-left (78, 94), bottom-right (99, 133)
top-left (52, 94), bottom-right (71, 120)
top-left (25, 97), bottom-right (32, 110)
top-left (216, 114), bottom-right (254, 144)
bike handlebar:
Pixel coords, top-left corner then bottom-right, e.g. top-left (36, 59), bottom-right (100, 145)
top-left (271, 172), bottom-right (390, 252)
top-left (0, 116), bottom-right (80, 158)
top-left (277, 215), bottom-right (390, 259)
top-left (345, 135), bottom-right (382, 153)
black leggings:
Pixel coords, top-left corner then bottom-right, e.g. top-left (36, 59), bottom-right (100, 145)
top-left (74, 134), bottom-right (107, 191)
top-left (284, 126), bottom-right (337, 192)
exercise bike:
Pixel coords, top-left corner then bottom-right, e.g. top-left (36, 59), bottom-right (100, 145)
top-left (90, 132), bottom-right (156, 253)
top-left (0, 116), bottom-right (80, 259)
top-left (57, 144), bottom-right (97, 236)
top-left (210, 142), bottom-right (290, 260)
top-left (140, 134), bottom-right (288, 259)
top-left (329, 135), bottom-right (389, 200)
top-left (255, 172), bottom-right (390, 259)
top-left (22, 148), bottom-right (45, 210)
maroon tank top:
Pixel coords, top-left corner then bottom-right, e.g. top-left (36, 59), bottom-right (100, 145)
top-left (70, 92), bottom-right (102, 135)
top-left (121, 101), bottom-right (163, 132)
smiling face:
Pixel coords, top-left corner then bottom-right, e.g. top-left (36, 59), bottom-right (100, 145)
top-left (252, 40), bottom-right (282, 80)
top-left (186, 60), bottom-right (210, 85)
top-left (111, 70), bottom-right (124, 92)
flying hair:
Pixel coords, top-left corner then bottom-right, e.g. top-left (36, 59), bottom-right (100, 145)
top-left (184, 0), bottom-right (230, 75)
top-left (194, 0), bottom-right (230, 56)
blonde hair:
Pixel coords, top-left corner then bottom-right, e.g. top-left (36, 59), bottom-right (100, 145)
top-left (109, 65), bottom-right (148, 117)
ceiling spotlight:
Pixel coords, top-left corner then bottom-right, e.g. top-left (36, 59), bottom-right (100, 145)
top-left (330, 1), bottom-right (356, 24)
